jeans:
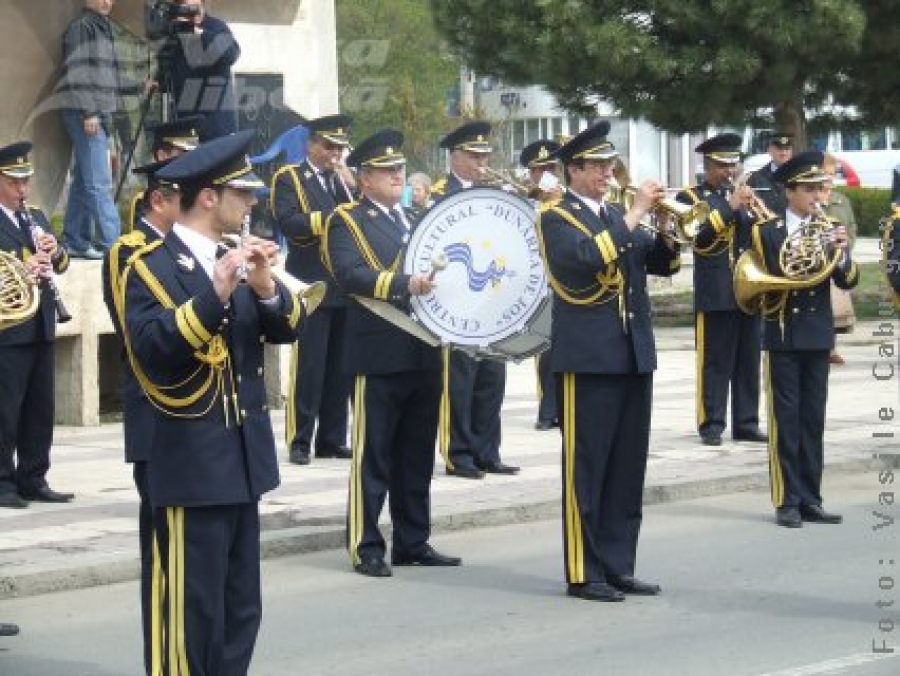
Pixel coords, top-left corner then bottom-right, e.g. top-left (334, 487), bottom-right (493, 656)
top-left (61, 110), bottom-right (121, 251)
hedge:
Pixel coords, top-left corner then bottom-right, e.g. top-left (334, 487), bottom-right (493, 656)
top-left (839, 187), bottom-right (892, 237)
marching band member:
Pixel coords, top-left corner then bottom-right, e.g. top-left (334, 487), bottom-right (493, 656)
top-left (537, 122), bottom-right (680, 602)
top-left (886, 208), bottom-right (900, 306)
top-left (0, 141), bottom-right (72, 509)
top-left (676, 133), bottom-right (766, 446)
top-left (102, 157), bottom-right (179, 673)
top-left (747, 131), bottom-right (793, 214)
top-left (271, 114), bottom-right (355, 465)
top-left (431, 120), bottom-right (517, 478)
top-left (122, 131), bottom-right (304, 673)
top-left (520, 139), bottom-right (562, 431)
top-left (324, 129), bottom-right (461, 577)
top-left (751, 151), bottom-right (858, 528)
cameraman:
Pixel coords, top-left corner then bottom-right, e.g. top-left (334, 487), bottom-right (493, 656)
top-left (164, 0), bottom-right (241, 140)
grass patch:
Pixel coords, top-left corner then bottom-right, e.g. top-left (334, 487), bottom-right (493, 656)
top-left (650, 262), bottom-right (893, 327)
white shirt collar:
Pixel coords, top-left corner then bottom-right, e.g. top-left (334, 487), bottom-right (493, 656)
top-left (785, 209), bottom-right (807, 235)
top-left (569, 190), bottom-right (607, 216)
top-left (368, 198), bottom-right (407, 229)
top-left (140, 217), bottom-right (165, 239)
top-left (173, 223), bottom-right (219, 278)
top-left (0, 203), bottom-right (20, 223)
top-left (452, 171), bottom-right (473, 189)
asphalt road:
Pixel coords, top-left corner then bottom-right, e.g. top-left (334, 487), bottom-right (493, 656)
top-left (1, 473), bottom-right (897, 676)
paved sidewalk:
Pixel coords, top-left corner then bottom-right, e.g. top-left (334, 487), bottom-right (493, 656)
top-left (1, 320), bottom-right (897, 600)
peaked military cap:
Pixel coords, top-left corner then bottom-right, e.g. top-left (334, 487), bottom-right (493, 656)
top-left (440, 120), bottom-right (493, 153)
top-left (772, 150), bottom-right (826, 185)
top-left (767, 131), bottom-right (794, 148)
top-left (306, 114), bottom-right (352, 146)
top-left (555, 121), bottom-right (617, 164)
top-left (0, 141), bottom-right (34, 178)
top-left (520, 140), bottom-right (561, 169)
top-left (148, 115), bottom-right (204, 153)
top-left (346, 129), bottom-right (406, 169)
top-left (695, 133), bottom-right (743, 165)
top-left (156, 130), bottom-right (265, 191)
top-left (133, 158), bottom-right (178, 191)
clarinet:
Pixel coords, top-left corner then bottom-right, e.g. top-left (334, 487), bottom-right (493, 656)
top-left (236, 214), bottom-right (250, 285)
top-left (20, 199), bottom-right (72, 324)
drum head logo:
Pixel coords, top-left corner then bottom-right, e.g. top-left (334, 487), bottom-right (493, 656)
top-left (405, 188), bottom-right (548, 348)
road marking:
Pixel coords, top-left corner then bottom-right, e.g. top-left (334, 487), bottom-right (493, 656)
top-left (758, 652), bottom-right (897, 676)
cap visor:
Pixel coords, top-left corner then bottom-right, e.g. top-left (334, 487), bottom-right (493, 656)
top-left (227, 172), bottom-right (265, 190)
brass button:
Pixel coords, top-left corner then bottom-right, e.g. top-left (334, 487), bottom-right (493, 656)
top-left (628, 312), bottom-right (634, 319)
top-left (236, 375), bottom-right (242, 384)
top-left (257, 366), bottom-right (264, 376)
top-left (809, 291), bottom-right (816, 297)
top-left (627, 242), bottom-right (633, 249)
top-left (262, 404), bottom-right (269, 412)
top-left (222, 318), bottom-right (229, 325)
top-left (259, 335), bottom-right (265, 343)
top-left (241, 409), bottom-right (247, 417)
top-left (793, 308), bottom-right (800, 314)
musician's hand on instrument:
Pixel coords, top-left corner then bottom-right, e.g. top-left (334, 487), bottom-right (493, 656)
top-left (212, 249), bottom-right (243, 303)
top-left (833, 225), bottom-right (849, 250)
top-left (408, 274), bottom-right (436, 296)
top-left (243, 237), bottom-right (279, 298)
top-left (628, 181), bottom-right (664, 226)
top-left (24, 252), bottom-right (51, 280)
top-left (37, 233), bottom-right (59, 258)
top-left (730, 184), bottom-right (751, 211)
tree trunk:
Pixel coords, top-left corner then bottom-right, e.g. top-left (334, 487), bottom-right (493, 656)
top-left (774, 98), bottom-right (808, 150)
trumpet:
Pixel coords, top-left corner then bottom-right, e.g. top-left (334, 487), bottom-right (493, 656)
top-left (607, 184), bottom-right (707, 245)
top-left (728, 174), bottom-right (776, 221)
top-left (477, 166), bottom-right (535, 196)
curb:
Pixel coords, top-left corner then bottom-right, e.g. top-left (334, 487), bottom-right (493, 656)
top-left (1, 457), bottom-right (894, 601)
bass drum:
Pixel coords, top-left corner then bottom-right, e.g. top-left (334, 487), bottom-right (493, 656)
top-left (404, 187), bottom-right (550, 362)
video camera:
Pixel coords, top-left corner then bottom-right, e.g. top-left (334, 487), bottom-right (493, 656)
top-left (145, 1), bottom-right (202, 41)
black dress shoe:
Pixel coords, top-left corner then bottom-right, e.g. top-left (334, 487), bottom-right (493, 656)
top-left (288, 445), bottom-right (311, 466)
top-left (534, 419), bottom-right (553, 431)
top-left (0, 493), bottom-right (28, 509)
top-left (566, 582), bottom-right (625, 602)
top-left (0, 622), bottom-right (20, 637)
top-left (776, 507), bottom-right (802, 528)
top-left (316, 443), bottom-right (352, 459)
top-left (18, 486), bottom-right (74, 503)
top-left (800, 504), bottom-right (843, 524)
top-left (446, 465), bottom-right (484, 480)
top-left (701, 434), bottom-right (723, 446)
top-left (734, 429), bottom-right (768, 443)
top-left (607, 575), bottom-right (661, 596)
top-left (477, 460), bottom-right (520, 475)
top-left (354, 557), bottom-right (392, 578)
top-left (392, 545), bottom-right (462, 566)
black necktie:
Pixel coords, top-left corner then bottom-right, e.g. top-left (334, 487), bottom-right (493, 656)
top-left (14, 211), bottom-right (35, 250)
top-left (321, 171), bottom-right (338, 200)
top-left (388, 208), bottom-right (407, 237)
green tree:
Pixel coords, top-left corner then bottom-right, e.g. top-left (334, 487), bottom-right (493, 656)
top-left (337, 0), bottom-right (459, 172)
top-left (431, 1), bottom-right (879, 146)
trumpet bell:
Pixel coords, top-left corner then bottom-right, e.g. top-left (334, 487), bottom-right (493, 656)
top-left (657, 198), bottom-right (709, 242)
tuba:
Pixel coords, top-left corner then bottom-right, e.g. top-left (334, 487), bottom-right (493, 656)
top-left (0, 250), bottom-right (41, 332)
top-left (733, 207), bottom-right (843, 315)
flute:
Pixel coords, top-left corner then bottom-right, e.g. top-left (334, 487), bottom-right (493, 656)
top-left (19, 199), bottom-right (72, 323)
top-left (236, 214), bottom-right (250, 285)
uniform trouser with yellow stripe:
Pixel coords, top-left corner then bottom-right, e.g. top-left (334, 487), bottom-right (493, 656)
top-left (133, 462), bottom-right (157, 676)
top-left (765, 350), bottom-right (829, 509)
top-left (557, 372), bottom-right (652, 584)
top-left (695, 310), bottom-right (761, 437)
top-left (152, 503), bottom-right (262, 676)
top-left (286, 307), bottom-right (352, 452)
top-left (348, 371), bottom-right (442, 564)
top-left (440, 350), bottom-right (506, 471)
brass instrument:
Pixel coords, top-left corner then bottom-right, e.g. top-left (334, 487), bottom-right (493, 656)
top-left (478, 166), bottom-right (535, 196)
top-left (0, 250), bottom-right (40, 332)
top-left (729, 173), bottom-right (776, 221)
top-left (220, 232), bottom-right (327, 316)
top-left (733, 205), bottom-right (843, 315)
top-left (607, 183), bottom-right (707, 245)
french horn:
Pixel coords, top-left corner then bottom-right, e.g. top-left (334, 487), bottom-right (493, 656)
top-left (0, 250), bottom-right (41, 332)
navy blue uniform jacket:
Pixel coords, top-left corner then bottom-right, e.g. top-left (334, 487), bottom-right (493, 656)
top-left (123, 231), bottom-right (304, 506)
top-left (537, 193), bottom-right (681, 374)
top-left (324, 198), bottom-right (441, 375)
top-left (0, 207), bottom-right (69, 346)
top-left (752, 215), bottom-right (859, 352)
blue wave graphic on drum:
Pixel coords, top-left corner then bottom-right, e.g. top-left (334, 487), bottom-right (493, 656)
top-left (442, 243), bottom-right (514, 291)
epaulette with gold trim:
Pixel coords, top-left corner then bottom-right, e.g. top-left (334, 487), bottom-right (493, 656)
top-left (117, 231), bottom-right (148, 249)
top-left (430, 178), bottom-right (448, 196)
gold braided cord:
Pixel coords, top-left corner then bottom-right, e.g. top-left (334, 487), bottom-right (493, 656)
top-left (536, 205), bottom-right (622, 306)
top-left (270, 164), bottom-right (315, 245)
top-left (119, 255), bottom-right (228, 418)
top-left (325, 204), bottom-right (401, 275)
